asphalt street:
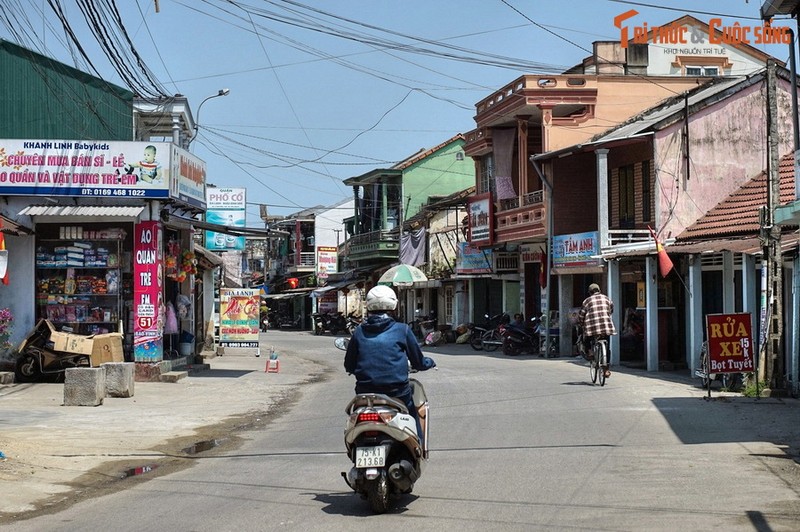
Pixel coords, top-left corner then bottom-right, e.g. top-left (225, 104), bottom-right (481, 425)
top-left (2, 331), bottom-right (800, 530)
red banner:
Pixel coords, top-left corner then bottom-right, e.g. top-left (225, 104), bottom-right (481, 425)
top-left (705, 313), bottom-right (754, 374)
top-left (133, 221), bottom-right (164, 362)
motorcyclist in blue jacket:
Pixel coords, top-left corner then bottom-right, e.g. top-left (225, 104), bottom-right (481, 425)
top-left (344, 285), bottom-right (435, 443)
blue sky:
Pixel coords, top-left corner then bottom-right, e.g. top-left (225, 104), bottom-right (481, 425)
top-left (0, 1), bottom-right (793, 224)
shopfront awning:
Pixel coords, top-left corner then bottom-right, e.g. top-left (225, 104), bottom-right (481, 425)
top-left (19, 204), bottom-right (145, 220)
top-left (264, 287), bottom-right (316, 299)
top-left (311, 279), bottom-right (355, 296)
top-left (195, 245), bottom-right (223, 269)
top-left (0, 214), bottom-right (33, 235)
top-left (162, 212), bottom-right (272, 237)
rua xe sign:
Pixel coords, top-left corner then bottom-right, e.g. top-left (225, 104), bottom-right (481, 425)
top-left (705, 313), bottom-right (754, 374)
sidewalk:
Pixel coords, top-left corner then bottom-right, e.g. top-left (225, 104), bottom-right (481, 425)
top-left (0, 342), bottom-right (326, 522)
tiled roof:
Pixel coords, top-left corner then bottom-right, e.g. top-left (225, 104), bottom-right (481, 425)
top-left (678, 153), bottom-right (796, 241)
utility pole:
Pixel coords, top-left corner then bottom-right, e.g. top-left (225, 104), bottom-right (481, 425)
top-left (762, 60), bottom-right (784, 390)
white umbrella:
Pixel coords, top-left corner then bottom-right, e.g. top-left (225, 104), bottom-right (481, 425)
top-left (377, 264), bottom-right (428, 287)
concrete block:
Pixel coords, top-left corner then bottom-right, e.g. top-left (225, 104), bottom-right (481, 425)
top-left (134, 361), bottom-right (172, 382)
top-left (160, 371), bottom-right (188, 383)
top-left (0, 371), bottom-right (14, 385)
top-left (64, 366), bottom-right (106, 406)
top-left (103, 362), bottom-right (135, 398)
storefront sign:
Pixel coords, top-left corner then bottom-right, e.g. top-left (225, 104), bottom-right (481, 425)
top-left (219, 288), bottom-right (260, 348)
top-left (467, 193), bottom-right (493, 246)
top-left (0, 140), bottom-right (171, 198)
top-left (705, 313), bottom-right (754, 374)
top-left (133, 221), bottom-right (164, 362)
top-left (553, 231), bottom-right (600, 268)
top-left (205, 188), bottom-right (246, 251)
top-left (520, 244), bottom-right (544, 263)
top-left (317, 246), bottom-right (338, 281)
top-left (456, 242), bottom-right (493, 274)
top-left (170, 146), bottom-right (207, 209)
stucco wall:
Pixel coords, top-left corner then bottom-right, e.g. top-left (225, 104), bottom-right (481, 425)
top-left (654, 78), bottom-right (794, 238)
top-left (403, 141), bottom-right (474, 219)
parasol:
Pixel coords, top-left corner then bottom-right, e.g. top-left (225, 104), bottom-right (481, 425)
top-left (377, 264), bottom-right (428, 287)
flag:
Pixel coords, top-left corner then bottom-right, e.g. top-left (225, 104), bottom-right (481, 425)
top-left (0, 220), bottom-right (7, 285)
top-left (539, 246), bottom-right (548, 289)
top-left (648, 225), bottom-right (673, 278)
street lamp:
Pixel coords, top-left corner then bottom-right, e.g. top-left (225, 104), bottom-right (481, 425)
top-left (188, 88), bottom-right (230, 147)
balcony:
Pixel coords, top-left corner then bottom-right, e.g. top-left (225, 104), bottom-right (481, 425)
top-left (494, 191), bottom-right (547, 244)
top-left (285, 251), bottom-right (316, 273)
top-left (346, 230), bottom-right (400, 263)
top-left (603, 229), bottom-right (653, 254)
top-left (494, 252), bottom-right (519, 273)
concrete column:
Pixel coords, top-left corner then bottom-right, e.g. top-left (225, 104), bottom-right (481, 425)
top-left (687, 255), bottom-right (704, 374)
top-left (791, 256), bottom-right (799, 396)
top-left (517, 117), bottom-right (530, 196)
top-left (558, 274), bottom-right (573, 356)
top-left (722, 251), bottom-right (734, 313)
top-left (607, 259), bottom-right (621, 366)
top-left (645, 255), bottom-right (659, 372)
top-left (596, 149), bottom-right (610, 249)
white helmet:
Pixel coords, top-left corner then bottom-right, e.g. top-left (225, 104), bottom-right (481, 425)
top-left (366, 285), bottom-right (398, 312)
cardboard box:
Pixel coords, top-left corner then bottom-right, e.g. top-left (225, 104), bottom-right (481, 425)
top-left (90, 333), bottom-right (124, 366)
top-left (21, 320), bottom-right (124, 366)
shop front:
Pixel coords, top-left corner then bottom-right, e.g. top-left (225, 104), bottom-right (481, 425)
top-left (3, 139), bottom-right (209, 369)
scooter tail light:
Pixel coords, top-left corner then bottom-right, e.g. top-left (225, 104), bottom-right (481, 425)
top-left (357, 412), bottom-right (382, 423)
top-left (356, 411), bottom-right (396, 424)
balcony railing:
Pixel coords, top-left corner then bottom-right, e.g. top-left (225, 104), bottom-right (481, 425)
top-left (349, 229), bottom-right (398, 246)
top-left (286, 252), bottom-right (316, 267)
top-left (607, 229), bottom-right (651, 247)
top-left (494, 252), bottom-right (519, 273)
top-left (497, 190), bottom-right (544, 213)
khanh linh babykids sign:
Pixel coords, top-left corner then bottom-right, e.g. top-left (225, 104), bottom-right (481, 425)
top-left (705, 313), bottom-right (755, 374)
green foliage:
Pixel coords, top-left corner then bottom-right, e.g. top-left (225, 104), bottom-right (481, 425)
top-left (0, 307), bottom-right (12, 353)
top-left (741, 374), bottom-right (767, 397)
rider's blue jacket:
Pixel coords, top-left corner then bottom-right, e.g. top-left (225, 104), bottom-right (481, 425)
top-left (344, 313), bottom-right (435, 390)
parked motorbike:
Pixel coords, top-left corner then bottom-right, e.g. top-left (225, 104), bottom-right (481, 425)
top-left (346, 313), bottom-right (363, 335)
top-left (334, 337), bottom-right (430, 513)
top-left (469, 313), bottom-right (507, 351)
top-left (14, 322), bottom-right (92, 382)
top-left (502, 316), bottom-right (541, 356)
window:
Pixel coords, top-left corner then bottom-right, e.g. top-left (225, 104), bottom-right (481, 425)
top-left (641, 161), bottom-right (651, 222)
top-left (479, 154), bottom-right (494, 195)
top-left (618, 164), bottom-right (635, 228)
top-left (444, 286), bottom-right (454, 324)
top-left (686, 66), bottom-right (718, 77)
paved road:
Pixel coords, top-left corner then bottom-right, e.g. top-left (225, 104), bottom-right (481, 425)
top-left (3, 331), bottom-right (800, 531)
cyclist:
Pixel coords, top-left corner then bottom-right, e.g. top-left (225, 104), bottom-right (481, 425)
top-left (578, 283), bottom-right (616, 378)
top-left (344, 285), bottom-right (436, 444)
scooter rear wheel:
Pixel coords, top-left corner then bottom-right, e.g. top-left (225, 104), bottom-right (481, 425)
top-left (366, 474), bottom-right (390, 514)
top-left (469, 334), bottom-right (484, 351)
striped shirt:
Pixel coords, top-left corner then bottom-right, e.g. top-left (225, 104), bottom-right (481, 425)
top-left (579, 293), bottom-right (616, 337)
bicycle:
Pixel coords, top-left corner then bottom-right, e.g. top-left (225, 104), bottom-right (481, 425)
top-left (588, 336), bottom-right (609, 386)
top-left (695, 341), bottom-right (743, 391)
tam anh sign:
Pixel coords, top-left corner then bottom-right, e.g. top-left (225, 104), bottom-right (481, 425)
top-left (705, 313), bottom-right (754, 374)
top-left (552, 231), bottom-right (600, 268)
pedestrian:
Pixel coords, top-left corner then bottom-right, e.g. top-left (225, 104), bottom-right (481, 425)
top-left (578, 283), bottom-right (616, 378)
top-left (344, 285), bottom-right (436, 444)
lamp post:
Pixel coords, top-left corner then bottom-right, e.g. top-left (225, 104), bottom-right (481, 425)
top-left (188, 88), bottom-right (230, 147)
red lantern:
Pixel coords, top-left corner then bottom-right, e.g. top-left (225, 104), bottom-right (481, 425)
top-left (287, 277), bottom-right (299, 289)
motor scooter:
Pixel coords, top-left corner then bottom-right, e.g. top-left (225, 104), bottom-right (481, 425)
top-left (334, 336), bottom-right (430, 513)
top-left (502, 316), bottom-right (541, 356)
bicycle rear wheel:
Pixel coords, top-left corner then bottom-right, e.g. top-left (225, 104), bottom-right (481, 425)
top-left (598, 342), bottom-right (607, 387)
top-left (590, 355), bottom-right (599, 383)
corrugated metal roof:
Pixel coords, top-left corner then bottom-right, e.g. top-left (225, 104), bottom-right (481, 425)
top-left (19, 205), bottom-right (146, 217)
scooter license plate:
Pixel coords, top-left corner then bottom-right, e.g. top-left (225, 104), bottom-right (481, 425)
top-left (355, 446), bottom-right (386, 468)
